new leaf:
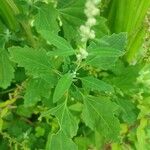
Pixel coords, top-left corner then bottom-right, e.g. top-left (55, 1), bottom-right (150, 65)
top-left (53, 73), bottom-right (73, 103)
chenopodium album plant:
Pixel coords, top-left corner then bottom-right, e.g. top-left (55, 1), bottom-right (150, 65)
top-left (0, 0), bottom-right (150, 149)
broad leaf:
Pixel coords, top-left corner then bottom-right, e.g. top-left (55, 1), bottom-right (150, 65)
top-left (46, 102), bottom-right (78, 137)
top-left (24, 78), bottom-right (52, 106)
top-left (34, 3), bottom-right (75, 57)
top-left (40, 31), bottom-right (75, 57)
top-left (34, 4), bottom-right (59, 34)
top-left (46, 131), bottom-right (77, 150)
top-left (57, 0), bottom-right (86, 41)
top-left (112, 65), bottom-right (141, 92)
top-left (82, 96), bottom-right (120, 141)
top-left (100, 33), bottom-right (127, 51)
top-left (93, 16), bottom-right (110, 38)
top-left (0, 49), bottom-right (14, 89)
top-left (53, 73), bottom-right (73, 103)
top-left (86, 33), bottom-right (127, 69)
top-left (81, 76), bottom-right (114, 93)
top-left (115, 98), bottom-right (138, 124)
top-left (9, 47), bottom-right (51, 77)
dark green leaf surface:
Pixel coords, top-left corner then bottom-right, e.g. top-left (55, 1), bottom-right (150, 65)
top-left (34, 4), bottom-right (59, 34)
top-left (48, 102), bottom-right (79, 137)
top-left (82, 96), bottom-right (120, 141)
top-left (40, 31), bottom-right (75, 57)
top-left (9, 47), bottom-right (51, 77)
top-left (24, 78), bottom-right (52, 106)
top-left (46, 131), bottom-right (77, 150)
top-left (57, 0), bottom-right (86, 41)
top-left (116, 98), bottom-right (138, 124)
top-left (53, 73), bottom-right (73, 103)
top-left (0, 49), bottom-right (14, 89)
top-left (81, 76), bottom-right (114, 93)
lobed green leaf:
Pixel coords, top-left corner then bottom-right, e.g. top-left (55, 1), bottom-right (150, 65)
top-left (82, 96), bottom-right (120, 141)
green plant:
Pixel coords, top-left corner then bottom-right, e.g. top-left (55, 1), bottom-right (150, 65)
top-left (0, 0), bottom-right (150, 150)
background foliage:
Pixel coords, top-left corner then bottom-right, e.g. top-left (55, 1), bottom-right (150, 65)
top-left (0, 0), bottom-right (150, 149)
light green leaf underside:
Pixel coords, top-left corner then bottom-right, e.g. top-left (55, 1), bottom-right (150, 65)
top-left (86, 33), bottom-right (127, 69)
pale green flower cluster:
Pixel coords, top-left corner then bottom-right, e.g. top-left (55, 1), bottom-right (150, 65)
top-left (80, 0), bottom-right (101, 42)
top-left (77, 0), bottom-right (101, 62)
top-left (76, 47), bottom-right (89, 62)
